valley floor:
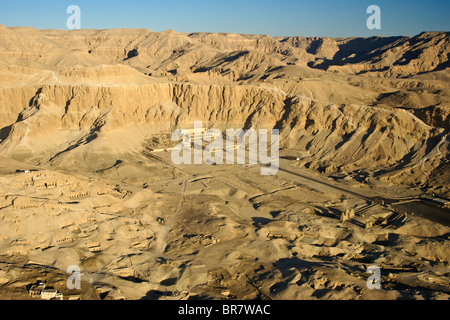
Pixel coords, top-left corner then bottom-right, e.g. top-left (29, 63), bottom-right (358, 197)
top-left (0, 150), bottom-right (449, 300)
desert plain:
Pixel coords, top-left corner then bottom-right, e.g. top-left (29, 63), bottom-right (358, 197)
top-left (0, 25), bottom-right (449, 300)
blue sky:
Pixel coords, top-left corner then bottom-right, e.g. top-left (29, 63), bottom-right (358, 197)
top-left (0, 0), bottom-right (449, 37)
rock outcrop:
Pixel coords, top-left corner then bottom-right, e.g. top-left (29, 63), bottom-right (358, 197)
top-left (0, 26), bottom-right (449, 191)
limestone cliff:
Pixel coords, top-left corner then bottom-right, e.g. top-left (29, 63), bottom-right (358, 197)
top-left (0, 26), bottom-right (449, 192)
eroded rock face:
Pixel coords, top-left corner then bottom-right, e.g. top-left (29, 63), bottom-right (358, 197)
top-left (0, 27), bottom-right (448, 190)
top-left (0, 26), bottom-right (449, 300)
top-left (0, 81), bottom-right (447, 190)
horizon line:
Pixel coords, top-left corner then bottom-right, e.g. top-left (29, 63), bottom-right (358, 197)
top-left (2, 24), bottom-right (449, 39)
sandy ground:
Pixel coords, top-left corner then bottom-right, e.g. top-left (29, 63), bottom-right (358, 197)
top-left (0, 150), bottom-right (449, 300)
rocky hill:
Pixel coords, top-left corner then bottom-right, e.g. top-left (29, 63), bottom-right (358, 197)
top-left (1, 26), bottom-right (449, 193)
